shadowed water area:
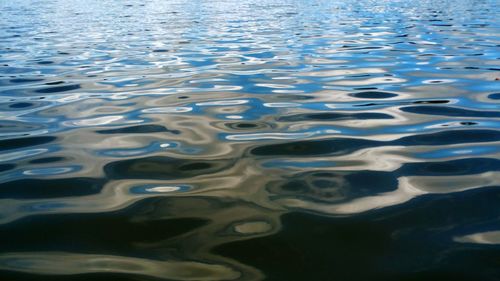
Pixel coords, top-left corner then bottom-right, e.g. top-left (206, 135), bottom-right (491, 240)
top-left (1, 0), bottom-right (500, 280)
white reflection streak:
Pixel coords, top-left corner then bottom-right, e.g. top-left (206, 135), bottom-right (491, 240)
top-left (196, 100), bottom-right (248, 106)
top-left (0, 252), bottom-right (240, 281)
top-left (302, 67), bottom-right (386, 77)
top-left (226, 129), bottom-right (340, 141)
top-left (226, 132), bottom-right (315, 140)
top-left (142, 106), bottom-right (193, 113)
top-left (455, 231), bottom-right (500, 245)
top-left (263, 102), bottom-right (301, 107)
top-left (276, 172), bottom-right (500, 215)
top-left (145, 186), bottom-right (181, 193)
top-left (65, 115), bottom-right (123, 127)
top-left (0, 148), bottom-right (48, 162)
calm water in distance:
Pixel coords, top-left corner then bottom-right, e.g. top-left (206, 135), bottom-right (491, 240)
top-left (1, 0), bottom-right (500, 280)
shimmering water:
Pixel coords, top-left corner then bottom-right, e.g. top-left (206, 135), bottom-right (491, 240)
top-left (1, 0), bottom-right (500, 280)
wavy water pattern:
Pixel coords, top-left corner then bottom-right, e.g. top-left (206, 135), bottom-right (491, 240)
top-left (1, 0), bottom-right (499, 280)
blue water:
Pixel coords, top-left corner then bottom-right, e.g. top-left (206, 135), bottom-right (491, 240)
top-left (0, 0), bottom-right (499, 280)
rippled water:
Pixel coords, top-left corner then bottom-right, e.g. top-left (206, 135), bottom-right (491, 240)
top-left (1, 0), bottom-right (500, 280)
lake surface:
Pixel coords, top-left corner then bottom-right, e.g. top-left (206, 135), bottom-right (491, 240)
top-left (1, 0), bottom-right (499, 280)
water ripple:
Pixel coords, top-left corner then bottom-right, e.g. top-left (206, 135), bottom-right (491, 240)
top-left (0, 0), bottom-right (499, 280)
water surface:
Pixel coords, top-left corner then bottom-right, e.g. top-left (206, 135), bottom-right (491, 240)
top-left (1, 0), bottom-right (500, 280)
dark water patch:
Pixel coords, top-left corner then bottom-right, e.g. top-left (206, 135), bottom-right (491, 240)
top-left (224, 121), bottom-right (273, 130)
top-left (250, 138), bottom-right (378, 157)
top-left (97, 124), bottom-right (180, 135)
top-left (278, 112), bottom-right (394, 121)
top-left (354, 99), bottom-right (450, 108)
top-left (9, 78), bottom-right (43, 83)
top-left (341, 46), bottom-right (384, 51)
top-left (355, 102), bottom-right (383, 107)
top-left (401, 106), bottom-right (500, 117)
top-left (44, 81), bottom-right (65, 85)
top-left (0, 198), bottom-right (208, 254)
top-left (398, 158), bottom-right (500, 176)
top-left (104, 156), bottom-right (235, 180)
top-left (350, 91), bottom-right (398, 99)
top-left (398, 129), bottom-right (500, 146)
top-left (349, 74), bottom-right (371, 78)
top-left (34, 84), bottom-right (80, 93)
top-left (432, 24), bottom-right (453, 27)
top-left (488, 93), bottom-right (500, 100)
top-left (178, 162), bottom-right (211, 171)
top-left (0, 136), bottom-right (56, 151)
top-left (0, 178), bottom-right (105, 199)
top-left (29, 156), bottom-right (66, 164)
top-left (460, 121), bottom-right (477, 126)
top-left (412, 100), bottom-right (450, 104)
top-left (0, 164), bottom-right (16, 173)
top-left (400, 129), bottom-right (500, 145)
top-left (219, 188), bottom-right (500, 281)
top-left (8, 102), bottom-right (33, 109)
top-left (214, 212), bottom-right (402, 281)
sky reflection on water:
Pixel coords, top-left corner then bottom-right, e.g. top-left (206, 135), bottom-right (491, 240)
top-left (0, 0), bottom-right (500, 280)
